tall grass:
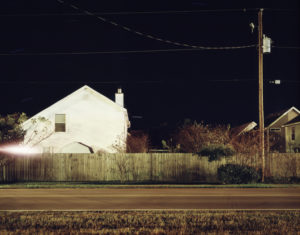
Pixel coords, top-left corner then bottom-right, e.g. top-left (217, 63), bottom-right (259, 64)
top-left (0, 210), bottom-right (299, 234)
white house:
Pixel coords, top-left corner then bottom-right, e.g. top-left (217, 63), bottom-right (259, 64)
top-left (22, 85), bottom-right (130, 153)
top-left (282, 115), bottom-right (300, 153)
top-left (265, 106), bottom-right (300, 152)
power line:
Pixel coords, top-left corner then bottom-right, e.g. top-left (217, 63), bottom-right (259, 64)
top-left (0, 81), bottom-right (162, 84)
top-left (0, 79), bottom-right (299, 84)
top-left (0, 9), bottom-right (258, 17)
top-left (0, 8), bottom-right (298, 17)
top-left (0, 47), bottom-right (256, 56)
top-left (273, 46), bottom-right (300, 49)
top-left (2, 44), bottom-right (300, 56)
top-left (56, 0), bottom-right (256, 50)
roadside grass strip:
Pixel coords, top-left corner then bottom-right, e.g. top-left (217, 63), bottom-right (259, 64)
top-left (0, 210), bottom-right (299, 234)
top-left (1, 182), bottom-right (300, 189)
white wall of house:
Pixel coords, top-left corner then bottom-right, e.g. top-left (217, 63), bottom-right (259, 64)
top-left (283, 123), bottom-right (300, 153)
top-left (22, 85), bottom-right (129, 153)
top-left (267, 107), bottom-right (300, 152)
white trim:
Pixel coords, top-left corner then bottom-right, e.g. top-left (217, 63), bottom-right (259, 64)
top-left (267, 106), bottom-right (300, 128)
top-left (237, 121), bottom-right (257, 136)
top-left (282, 121), bottom-right (300, 128)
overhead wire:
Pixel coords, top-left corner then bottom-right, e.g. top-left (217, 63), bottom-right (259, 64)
top-left (1, 44), bottom-right (299, 56)
top-left (0, 79), bottom-right (299, 84)
top-left (0, 9), bottom-right (257, 17)
top-left (0, 8), bottom-right (298, 17)
top-left (0, 47), bottom-right (254, 56)
top-left (56, 0), bottom-right (257, 50)
top-left (0, 3), bottom-right (298, 56)
top-left (272, 46), bottom-right (300, 49)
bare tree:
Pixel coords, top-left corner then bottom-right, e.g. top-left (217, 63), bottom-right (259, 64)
top-left (230, 130), bottom-right (284, 154)
top-left (174, 122), bottom-right (231, 153)
top-left (112, 131), bottom-right (149, 153)
top-left (24, 117), bottom-right (53, 147)
top-left (126, 130), bottom-right (149, 153)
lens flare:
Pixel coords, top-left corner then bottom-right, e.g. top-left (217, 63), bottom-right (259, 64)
top-left (0, 145), bottom-right (39, 154)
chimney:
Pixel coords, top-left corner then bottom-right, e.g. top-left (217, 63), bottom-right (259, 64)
top-left (115, 88), bottom-right (124, 107)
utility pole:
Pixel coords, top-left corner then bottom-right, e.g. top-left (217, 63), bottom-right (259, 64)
top-left (258, 9), bottom-right (265, 182)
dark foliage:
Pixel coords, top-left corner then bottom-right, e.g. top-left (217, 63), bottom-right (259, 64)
top-left (198, 144), bottom-right (235, 162)
top-left (126, 130), bottom-right (149, 153)
top-left (173, 122), bottom-right (231, 153)
top-left (0, 113), bottom-right (27, 145)
top-left (217, 164), bottom-right (261, 184)
top-left (230, 130), bottom-right (285, 154)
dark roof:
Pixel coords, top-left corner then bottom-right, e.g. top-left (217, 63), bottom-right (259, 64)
top-left (265, 107), bottom-right (300, 127)
top-left (265, 108), bottom-right (289, 127)
top-left (284, 115), bottom-right (300, 126)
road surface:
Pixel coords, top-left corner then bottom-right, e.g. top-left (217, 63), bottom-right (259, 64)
top-left (0, 188), bottom-right (299, 210)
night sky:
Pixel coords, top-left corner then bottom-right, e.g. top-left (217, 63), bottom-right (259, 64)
top-left (1, 0), bottom-right (299, 132)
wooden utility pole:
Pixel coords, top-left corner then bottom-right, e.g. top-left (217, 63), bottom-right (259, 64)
top-left (258, 9), bottom-right (265, 182)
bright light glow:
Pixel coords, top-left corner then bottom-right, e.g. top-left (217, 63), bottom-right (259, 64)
top-left (0, 145), bottom-right (39, 154)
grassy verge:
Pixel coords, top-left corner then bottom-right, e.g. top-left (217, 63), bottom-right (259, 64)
top-left (0, 210), bottom-right (299, 234)
top-left (0, 182), bottom-right (300, 189)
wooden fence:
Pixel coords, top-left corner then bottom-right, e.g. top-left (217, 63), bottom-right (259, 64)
top-left (0, 153), bottom-right (299, 183)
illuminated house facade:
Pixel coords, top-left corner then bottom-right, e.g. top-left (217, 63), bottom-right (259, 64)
top-left (282, 116), bottom-right (300, 152)
top-left (265, 106), bottom-right (300, 153)
top-left (22, 85), bottom-right (130, 153)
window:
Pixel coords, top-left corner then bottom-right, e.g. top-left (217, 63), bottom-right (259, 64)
top-left (270, 128), bottom-right (281, 132)
top-left (291, 127), bottom-right (295, 141)
top-left (55, 114), bottom-right (66, 132)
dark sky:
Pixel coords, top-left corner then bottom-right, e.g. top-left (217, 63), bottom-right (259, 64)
top-left (0, 0), bottom-right (299, 131)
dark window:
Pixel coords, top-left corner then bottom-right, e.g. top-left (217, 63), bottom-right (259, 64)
top-left (270, 128), bottom-right (280, 132)
top-left (291, 127), bottom-right (295, 141)
top-left (55, 114), bottom-right (66, 132)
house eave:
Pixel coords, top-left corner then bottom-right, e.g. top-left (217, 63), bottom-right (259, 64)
top-left (267, 106), bottom-right (300, 128)
top-left (282, 121), bottom-right (300, 128)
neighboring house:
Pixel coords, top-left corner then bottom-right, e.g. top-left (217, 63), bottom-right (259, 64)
top-left (282, 116), bottom-right (300, 153)
top-left (22, 85), bottom-right (130, 153)
top-left (265, 106), bottom-right (300, 152)
top-left (230, 121), bottom-right (257, 137)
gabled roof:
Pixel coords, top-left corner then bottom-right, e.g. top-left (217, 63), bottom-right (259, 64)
top-left (282, 115), bottom-right (300, 127)
top-left (265, 106), bottom-right (300, 128)
top-left (23, 85), bottom-right (127, 126)
top-left (231, 121), bottom-right (257, 137)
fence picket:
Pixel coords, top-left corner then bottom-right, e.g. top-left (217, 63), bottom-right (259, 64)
top-left (0, 153), bottom-right (299, 183)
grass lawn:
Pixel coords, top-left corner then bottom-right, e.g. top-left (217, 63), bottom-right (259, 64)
top-left (0, 182), bottom-right (300, 189)
top-left (0, 210), bottom-right (299, 234)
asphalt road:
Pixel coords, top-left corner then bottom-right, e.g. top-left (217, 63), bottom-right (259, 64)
top-left (0, 188), bottom-right (300, 210)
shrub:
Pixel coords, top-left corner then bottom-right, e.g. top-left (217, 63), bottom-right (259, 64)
top-left (174, 122), bottom-right (231, 153)
top-left (217, 164), bottom-right (261, 184)
top-left (230, 130), bottom-right (284, 154)
top-left (0, 113), bottom-right (27, 145)
top-left (126, 130), bottom-right (149, 153)
top-left (198, 144), bottom-right (235, 162)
